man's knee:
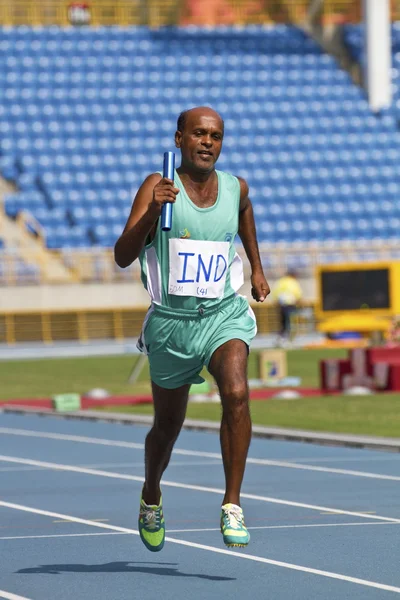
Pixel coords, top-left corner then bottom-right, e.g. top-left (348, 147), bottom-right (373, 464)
top-left (221, 382), bottom-right (249, 416)
top-left (153, 413), bottom-right (184, 442)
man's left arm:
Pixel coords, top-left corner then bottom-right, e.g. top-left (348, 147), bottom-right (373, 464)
top-left (237, 177), bottom-right (270, 303)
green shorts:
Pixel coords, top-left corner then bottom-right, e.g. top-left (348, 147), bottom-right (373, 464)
top-left (137, 294), bottom-right (257, 389)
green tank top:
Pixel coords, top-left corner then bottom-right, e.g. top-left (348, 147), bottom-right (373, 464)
top-left (139, 169), bottom-right (244, 311)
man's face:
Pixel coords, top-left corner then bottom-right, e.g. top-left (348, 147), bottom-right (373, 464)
top-left (175, 111), bottom-right (224, 173)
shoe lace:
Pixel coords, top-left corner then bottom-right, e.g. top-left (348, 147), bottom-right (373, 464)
top-left (223, 506), bottom-right (243, 529)
top-left (140, 507), bottom-right (160, 530)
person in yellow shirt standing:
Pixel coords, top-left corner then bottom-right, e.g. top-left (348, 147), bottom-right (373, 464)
top-left (272, 271), bottom-right (302, 346)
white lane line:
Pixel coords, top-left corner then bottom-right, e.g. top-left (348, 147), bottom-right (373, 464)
top-left (0, 460), bottom-right (218, 473)
top-left (249, 459), bottom-right (400, 482)
top-left (1, 522), bottom-right (398, 541)
top-left (169, 521), bottom-right (400, 533)
top-left (4, 427), bottom-right (400, 464)
top-left (284, 456), bottom-right (400, 464)
top-left (0, 591), bottom-right (32, 600)
top-left (0, 427), bottom-right (145, 449)
top-left (0, 532), bottom-right (126, 541)
top-left (1, 522), bottom-right (397, 541)
top-left (0, 454), bottom-right (399, 524)
top-left (0, 427), bottom-right (399, 482)
top-left (53, 518), bottom-right (109, 523)
top-left (1, 500), bottom-right (400, 595)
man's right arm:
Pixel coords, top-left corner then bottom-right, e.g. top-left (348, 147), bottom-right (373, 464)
top-left (114, 173), bottom-right (179, 268)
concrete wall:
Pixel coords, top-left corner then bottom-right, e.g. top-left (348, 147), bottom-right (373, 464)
top-left (0, 277), bottom-right (317, 312)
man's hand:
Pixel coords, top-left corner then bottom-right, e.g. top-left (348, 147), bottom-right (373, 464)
top-left (251, 270), bottom-right (270, 303)
top-left (148, 178), bottom-right (179, 218)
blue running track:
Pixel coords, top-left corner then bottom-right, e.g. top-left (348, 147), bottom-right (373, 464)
top-left (1, 412), bottom-right (400, 599)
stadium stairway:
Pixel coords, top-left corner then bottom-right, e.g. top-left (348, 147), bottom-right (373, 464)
top-left (0, 175), bottom-right (75, 283)
top-left (304, 10), bottom-right (362, 87)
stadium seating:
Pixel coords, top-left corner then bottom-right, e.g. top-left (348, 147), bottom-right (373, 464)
top-left (1, 25), bottom-right (400, 248)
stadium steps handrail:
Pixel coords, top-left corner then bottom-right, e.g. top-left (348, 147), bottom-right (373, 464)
top-left (0, 211), bottom-right (76, 285)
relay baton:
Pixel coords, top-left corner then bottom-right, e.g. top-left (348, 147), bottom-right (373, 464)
top-left (161, 151), bottom-right (175, 231)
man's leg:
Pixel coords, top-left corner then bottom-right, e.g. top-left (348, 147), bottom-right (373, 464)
top-left (139, 381), bottom-right (190, 552)
top-left (208, 339), bottom-right (251, 507)
top-left (142, 381), bottom-right (190, 506)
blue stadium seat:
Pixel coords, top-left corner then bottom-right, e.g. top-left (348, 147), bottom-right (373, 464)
top-left (1, 25), bottom-right (399, 246)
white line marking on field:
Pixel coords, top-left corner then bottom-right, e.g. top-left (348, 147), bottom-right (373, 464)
top-left (1, 522), bottom-right (397, 541)
top-left (0, 454), bottom-right (398, 523)
top-left (0, 427), bottom-right (399, 482)
top-left (0, 460), bottom-right (217, 474)
top-left (249, 459), bottom-right (400, 481)
top-left (284, 456), bottom-right (400, 464)
top-left (169, 521), bottom-right (400, 533)
top-left (0, 427), bottom-right (145, 449)
top-left (321, 510), bottom-right (377, 516)
top-left (4, 426), bottom-right (400, 464)
top-left (0, 532), bottom-right (126, 541)
top-left (1, 500), bottom-right (400, 594)
top-left (53, 518), bottom-right (109, 523)
top-left (0, 590), bottom-right (32, 600)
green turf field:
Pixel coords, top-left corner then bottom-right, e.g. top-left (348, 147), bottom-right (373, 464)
top-left (1, 348), bottom-right (399, 437)
top-left (0, 348), bottom-right (343, 400)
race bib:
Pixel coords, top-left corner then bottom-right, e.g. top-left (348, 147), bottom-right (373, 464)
top-left (168, 238), bottom-right (229, 299)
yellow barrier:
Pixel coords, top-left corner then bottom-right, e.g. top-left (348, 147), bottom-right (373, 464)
top-left (0, 304), bottom-right (314, 344)
top-left (0, 308), bottom-right (146, 344)
top-left (0, 0), bottom-right (399, 27)
top-left (322, 0), bottom-right (400, 23)
top-left (0, 0), bottom-right (311, 27)
top-left (177, 0), bottom-right (309, 27)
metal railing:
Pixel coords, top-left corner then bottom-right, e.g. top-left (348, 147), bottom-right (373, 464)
top-left (0, 252), bottom-right (42, 285)
top-left (258, 240), bottom-right (400, 276)
top-left (1, 240), bottom-right (399, 285)
top-left (60, 248), bottom-right (141, 284)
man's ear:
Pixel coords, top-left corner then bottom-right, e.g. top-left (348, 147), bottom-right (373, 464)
top-left (175, 130), bottom-right (182, 148)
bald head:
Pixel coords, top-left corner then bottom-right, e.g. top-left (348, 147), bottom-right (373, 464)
top-left (175, 106), bottom-right (224, 173)
top-left (177, 107), bottom-right (224, 135)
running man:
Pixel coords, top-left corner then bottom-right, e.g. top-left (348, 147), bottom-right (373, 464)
top-left (114, 106), bottom-right (270, 551)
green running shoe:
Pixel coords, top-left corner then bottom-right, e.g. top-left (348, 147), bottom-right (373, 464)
top-left (220, 503), bottom-right (250, 548)
top-left (138, 495), bottom-right (165, 552)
